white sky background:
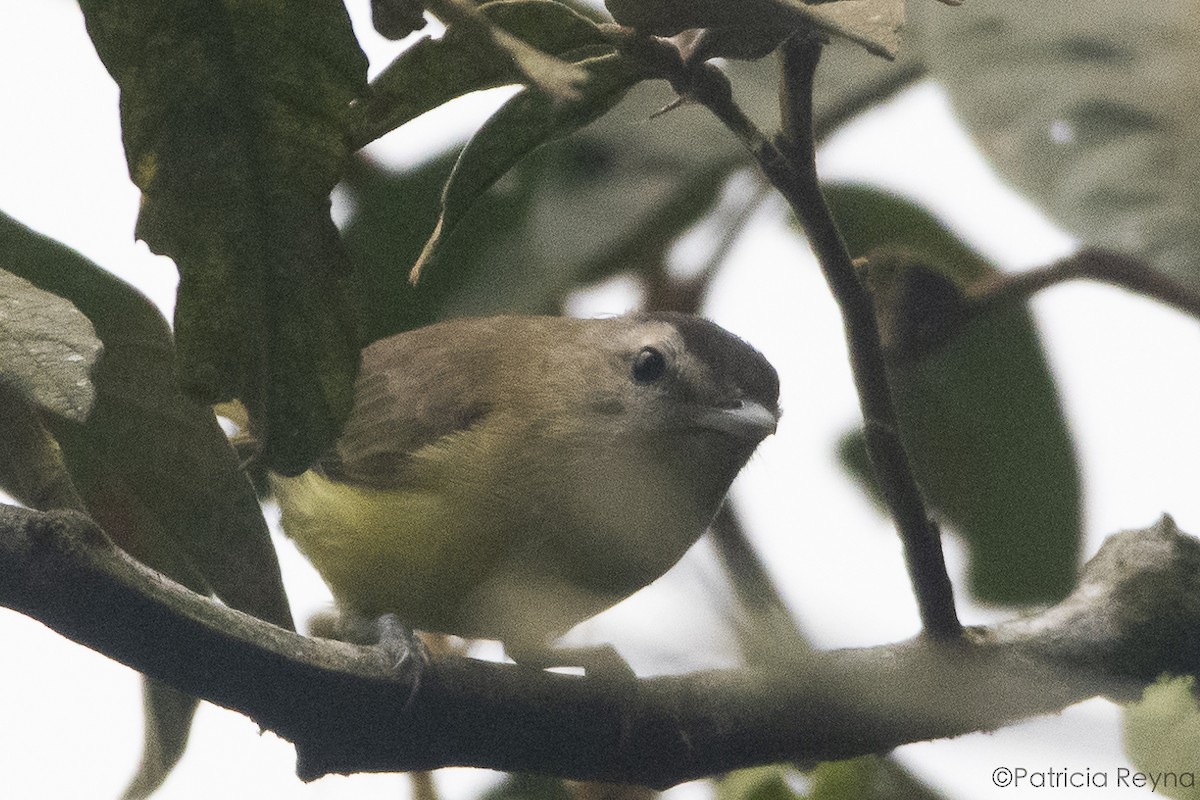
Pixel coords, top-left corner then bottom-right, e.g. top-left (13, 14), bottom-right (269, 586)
top-left (3, 1), bottom-right (1200, 798)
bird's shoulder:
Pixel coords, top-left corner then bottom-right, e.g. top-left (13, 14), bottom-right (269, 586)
top-left (319, 320), bottom-right (515, 487)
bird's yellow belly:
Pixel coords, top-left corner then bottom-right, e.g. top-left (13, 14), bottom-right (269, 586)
top-left (272, 463), bottom-right (709, 649)
top-left (273, 471), bottom-right (490, 634)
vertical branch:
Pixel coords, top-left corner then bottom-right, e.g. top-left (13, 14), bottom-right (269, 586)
top-left (772, 35), bottom-right (960, 640)
top-left (673, 35), bottom-right (960, 639)
top-left (620, 31), bottom-right (961, 639)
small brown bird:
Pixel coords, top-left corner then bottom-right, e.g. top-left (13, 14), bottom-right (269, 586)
top-left (273, 313), bottom-right (779, 661)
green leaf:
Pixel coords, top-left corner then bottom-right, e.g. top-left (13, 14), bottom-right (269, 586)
top-left (0, 378), bottom-right (86, 513)
top-left (911, 0), bottom-right (1200, 292)
top-left (343, 150), bottom-right (562, 340)
top-left (0, 210), bottom-right (293, 627)
top-left (718, 759), bottom-right (947, 800)
top-left (0, 269), bottom-right (102, 423)
top-left (827, 184), bottom-right (1082, 605)
top-left (77, 0), bottom-right (368, 473)
top-left (351, 0), bottom-right (612, 149)
top-left (120, 680), bottom-right (200, 800)
top-left (807, 757), bottom-right (949, 800)
top-left (1124, 676), bottom-right (1200, 800)
top-left (718, 766), bottom-right (804, 800)
top-left (574, 157), bottom-right (741, 284)
top-left (2, 210), bottom-right (296, 799)
top-left (344, 147), bottom-right (738, 342)
top-left (411, 53), bottom-right (642, 281)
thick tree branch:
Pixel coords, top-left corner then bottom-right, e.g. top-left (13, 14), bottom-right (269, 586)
top-left (3, 504), bottom-right (1199, 786)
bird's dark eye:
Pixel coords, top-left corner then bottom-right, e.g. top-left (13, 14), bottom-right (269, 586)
top-left (631, 347), bottom-right (667, 384)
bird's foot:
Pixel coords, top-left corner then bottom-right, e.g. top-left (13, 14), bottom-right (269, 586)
top-left (309, 610), bottom-right (428, 712)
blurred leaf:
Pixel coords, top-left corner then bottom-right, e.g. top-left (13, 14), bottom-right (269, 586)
top-left (605, 0), bottom-right (903, 59)
top-left (351, 0), bottom-right (612, 149)
top-left (0, 269), bottom-right (102, 422)
top-left (576, 158), bottom-right (741, 284)
top-left (826, 184), bottom-right (1082, 605)
top-left (411, 52), bottom-right (642, 281)
top-left (807, 757), bottom-right (948, 800)
top-left (343, 141), bottom-right (738, 340)
top-left (1124, 676), bottom-right (1200, 800)
top-left (120, 680), bottom-right (200, 800)
top-left (909, 0), bottom-right (1200, 292)
top-left (482, 773), bottom-right (573, 800)
top-left (344, 149), bottom-right (587, 340)
top-left (77, 0), bottom-right (368, 473)
top-left (719, 766), bottom-right (804, 800)
top-left (350, 37), bottom-right (920, 335)
top-left (719, 758), bottom-right (946, 800)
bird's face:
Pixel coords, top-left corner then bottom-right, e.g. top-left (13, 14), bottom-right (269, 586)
top-left (568, 313), bottom-right (781, 499)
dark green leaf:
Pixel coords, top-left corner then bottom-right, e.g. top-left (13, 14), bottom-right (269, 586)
top-left (343, 145), bottom-right (739, 341)
top-left (827, 184), bottom-right (1082, 604)
top-left (77, 0), bottom-right (368, 473)
top-left (344, 77), bottom-right (754, 338)
top-left (412, 53), bottom-right (642, 281)
top-left (351, 0), bottom-right (612, 149)
top-left (370, 0), bottom-right (428, 40)
top-left (119, 680), bottom-right (200, 800)
top-left (605, 0), bottom-right (772, 36)
top-left (0, 378), bottom-right (86, 512)
top-left (0, 210), bottom-right (293, 627)
top-left (683, 26), bottom-right (794, 64)
top-left (2, 210), bottom-right (296, 799)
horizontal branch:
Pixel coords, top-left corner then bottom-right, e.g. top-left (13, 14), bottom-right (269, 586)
top-left (3, 504), bottom-right (1200, 786)
top-left (966, 247), bottom-right (1200, 322)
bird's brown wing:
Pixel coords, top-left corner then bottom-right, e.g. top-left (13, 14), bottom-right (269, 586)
top-left (317, 324), bottom-right (496, 489)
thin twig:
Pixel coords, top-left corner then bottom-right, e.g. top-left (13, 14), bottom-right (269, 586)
top-left (645, 176), bottom-right (773, 313)
top-left (709, 505), bottom-right (811, 664)
top-left (773, 36), bottom-right (960, 640)
top-left (966, 247), bottom-right (1200, 322)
